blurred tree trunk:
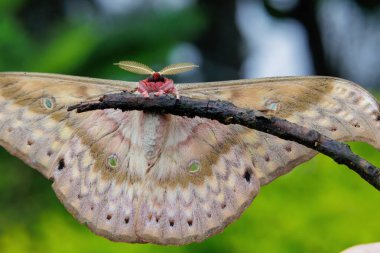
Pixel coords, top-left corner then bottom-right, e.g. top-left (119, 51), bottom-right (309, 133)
top-left (16, 0), bottom-right (97, 38)
top-left (264, 0), bottom-right (380, 76)
top-left (354, 0), bottom-right (380, 10)
top-left (263, 0), bottom-right (335, 76)
top-left (195, 0), bottom-right (244, 81)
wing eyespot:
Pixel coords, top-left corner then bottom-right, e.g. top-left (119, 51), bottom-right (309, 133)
top-left (187, 160), bottom-right (200, 173)
top-left (264, 99), bottom-right (281, 112)
top-left (41, 97), bottom-right (56, 110)
top-left (107, 154), bottom-right (119, 169)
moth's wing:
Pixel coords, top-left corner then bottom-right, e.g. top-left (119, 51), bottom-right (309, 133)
top-left (135, 115), bottom-right (259, 244)
top-left (0, 72), bottom-right (145, 242)
top-left (0, 72), bottom-right (136, 177)
top-left (0, 72), bottom-right (259, 245)
top-left (178, 77), bottom-right (380, 184)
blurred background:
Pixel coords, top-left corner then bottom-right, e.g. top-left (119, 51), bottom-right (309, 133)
top-left (1, 0), bottom-right (380, 252)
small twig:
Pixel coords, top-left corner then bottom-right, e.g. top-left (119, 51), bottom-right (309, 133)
top-left (68, 92), bottom-right (380, 190)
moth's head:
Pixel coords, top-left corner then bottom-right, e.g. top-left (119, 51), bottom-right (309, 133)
top-left (114, 61), bottom-right (199, 81)
top-left (150, 72), bottom-right (164, 82)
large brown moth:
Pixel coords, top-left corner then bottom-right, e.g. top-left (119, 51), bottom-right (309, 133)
top-left (0, 61), bottom-right (380, 245)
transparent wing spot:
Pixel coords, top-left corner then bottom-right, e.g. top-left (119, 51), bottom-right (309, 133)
top-left (187, 160), bottom-right (200, 173)
top-left (264, 99), bottom-right (281, 112)
top-left (107, 154), bottom-right (119, 169)
top-left (41, 97), bottom-right (56, 110)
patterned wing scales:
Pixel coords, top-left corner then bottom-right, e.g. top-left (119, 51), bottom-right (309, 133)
top-left (134, 116), bottom-right (259, 244)
top-left (52, 110), bottom-right (147, 243)
top-left (0, 73), bottom-right (135, 176)
top-left (178, 76), bottom-right (380, 184)
top-left (1, 73), bottom-right (380, 245)
top-left (53, 111), bottom-right (259, 244)
top-left (0, 73), bottom-right (141, 242)
top-left (0, 72), bottom-right (259, 245)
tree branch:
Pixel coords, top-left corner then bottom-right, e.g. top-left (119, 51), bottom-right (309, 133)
top-left (68, 92), bottom-right (380, 190)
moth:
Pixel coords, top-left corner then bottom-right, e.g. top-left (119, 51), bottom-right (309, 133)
top-left (0, 61), bottom-right (380, 245)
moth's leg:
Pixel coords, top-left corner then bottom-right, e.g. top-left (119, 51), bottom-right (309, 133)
top-left (154, 90), bottom-right (165, 96)
top-left (138, 81), bottom-right (150, 98)
top-left (160, 79), bottom-right (180, 99)
top-left (172, 86), bottom-right (180, 99)
top-left (167, 85), bottom-right (180, 99)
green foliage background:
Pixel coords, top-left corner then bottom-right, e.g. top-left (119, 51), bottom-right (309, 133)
top-left (0, 0), bottom-right (379, 252)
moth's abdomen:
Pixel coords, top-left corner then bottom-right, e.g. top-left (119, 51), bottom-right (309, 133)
top-left (141, 112), bottom-right (170, 163)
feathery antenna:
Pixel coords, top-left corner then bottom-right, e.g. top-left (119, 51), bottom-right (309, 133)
top-left (114, 61), bottom-right (154, 75)
top-left (159, 62), bottom-right (199, 75)
top-left (115, 61), bottom-right (198, 76)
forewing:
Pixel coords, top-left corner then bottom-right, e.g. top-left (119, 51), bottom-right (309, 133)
top-left (178, 77), bottom-right (380, 184)
top-left (0, 73), bottom-right (144, 242)
top-left (0, 72), bottom-right (136, 176)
